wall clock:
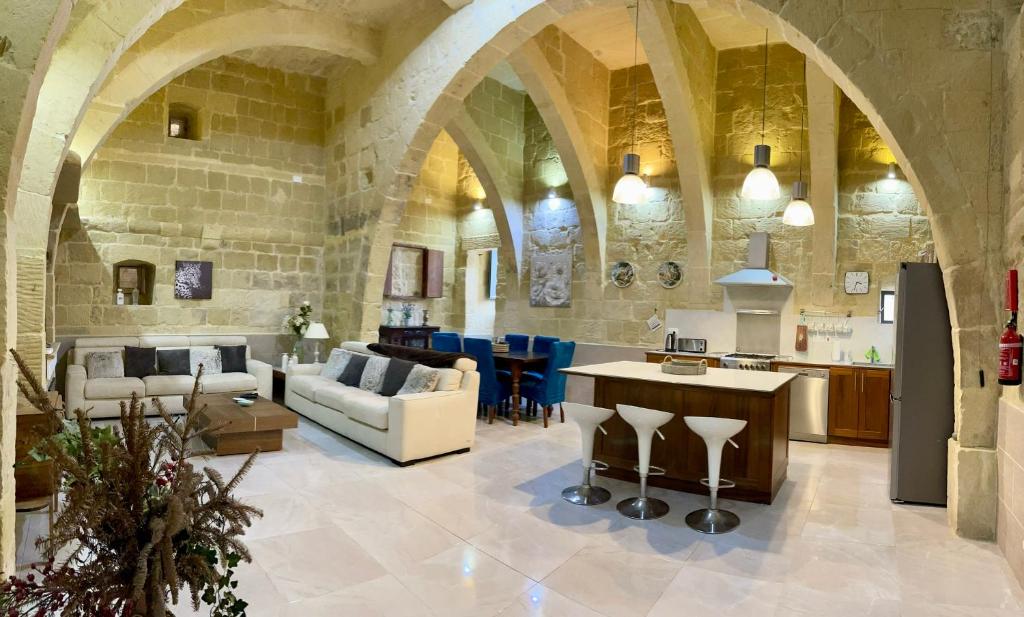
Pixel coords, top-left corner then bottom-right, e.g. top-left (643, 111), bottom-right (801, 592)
top-left (844, 271), bottom-right (869, 294)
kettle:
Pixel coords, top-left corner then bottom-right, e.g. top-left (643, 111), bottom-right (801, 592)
top-left (664, 330), bottom-right (677, 352)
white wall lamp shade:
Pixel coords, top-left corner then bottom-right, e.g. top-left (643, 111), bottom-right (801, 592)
top-left (782, 180), bottom-right (814, 226)
top-left (304, 322), bottom-right (330, 339)
top-left (741, 144), bottom-right (781, 200)
top-left (613, 153), bottom-right (647, 205)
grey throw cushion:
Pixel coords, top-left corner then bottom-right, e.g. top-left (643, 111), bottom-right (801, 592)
top-left (338, 354), bottom-right (369, 386)
top-left (190, 348), bottom-right (222, 376)
top-left (86, 351), bottom-right (125, 379)
top-left (157, 349), bottom-right (190, 375)
top-left (379, 358), bottom-right (417, 397)
top-left (359, 356), bottom-right (391, 393)
top-left (397, 364), bottom-right (440, 395)
top-left (319, 349), bottom-right (352, 380)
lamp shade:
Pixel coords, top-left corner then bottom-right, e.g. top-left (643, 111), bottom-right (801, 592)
top-left (782, 180), bottom-right (814, 226)
top-left (613, 172), bottom-right (647, 205)
top-left (304, 322), bottom-right (329, 339)
top-left (741, 166), bottom-right (781, 200)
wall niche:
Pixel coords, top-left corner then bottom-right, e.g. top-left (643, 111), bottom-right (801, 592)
top-left (113, 260), bottom-right (155, 305)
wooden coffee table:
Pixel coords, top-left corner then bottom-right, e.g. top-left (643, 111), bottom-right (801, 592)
top-left (190, 393), bottom-right (298, 456)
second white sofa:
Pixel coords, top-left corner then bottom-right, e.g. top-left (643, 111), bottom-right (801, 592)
top-left (285, 342), bottom-right (479, 464)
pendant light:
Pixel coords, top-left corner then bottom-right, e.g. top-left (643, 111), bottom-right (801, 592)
top-left (782, 61), bottom-right (814, 227)
top-left (613, 3), bottom-right (646, 205)
top-left (741, 31), bottom-right (781, 201)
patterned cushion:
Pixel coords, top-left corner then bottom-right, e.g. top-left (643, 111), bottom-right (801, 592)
top-left (86, 351), bottom-right (124, 379)
top-left (319, 349), bottom-right (352, 380)
top-left (190, 348), bottom-right (222, 376)
top-left (397, 365), bottom-right (440, 395)
top-left (358, 356), bottom-right (391, 393)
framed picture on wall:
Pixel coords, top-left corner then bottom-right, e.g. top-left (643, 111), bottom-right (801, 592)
top-left (174, 260), bottom-right (213, 300)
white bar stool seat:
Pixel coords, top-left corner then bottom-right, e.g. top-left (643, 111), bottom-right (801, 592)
top-left (683, 416), bottom-right (747, 534)
top-left (615, 404), bottom-right (675, 520)
top-left (561, 402), bottom-right (617, 506)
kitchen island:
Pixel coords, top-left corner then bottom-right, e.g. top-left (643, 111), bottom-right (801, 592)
top-left (563, 361), bottom-right (795, 504)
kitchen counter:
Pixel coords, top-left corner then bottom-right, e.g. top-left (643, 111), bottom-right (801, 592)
top-left (645, 350), bottom-right (893, 371)
top-left (565, 360), bottom-right (792, 504)
top-left (564, 361), bottom-right (795, 393)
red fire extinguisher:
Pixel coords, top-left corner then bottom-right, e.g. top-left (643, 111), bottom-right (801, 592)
top-left (999, 269), bottom-right (1023, 386)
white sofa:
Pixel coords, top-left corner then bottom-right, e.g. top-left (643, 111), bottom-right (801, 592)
top-left (66, 335), bottom-right (272, 418)
top-left (285, 342), bottom-right (479, 464)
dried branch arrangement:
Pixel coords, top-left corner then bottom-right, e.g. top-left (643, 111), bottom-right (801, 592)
top-left (1, 349), bottom-right (262, 617)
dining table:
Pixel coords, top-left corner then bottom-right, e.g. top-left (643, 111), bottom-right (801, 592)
top-left (491, 350), bottom-right (548, 426)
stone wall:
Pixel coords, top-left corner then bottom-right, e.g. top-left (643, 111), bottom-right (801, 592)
top-left (711, 43), bottom-right (812, 307)
top-left (54, 57), bottom-right (326, 337)
top-left (385, 131), bottom-right (461, 332)
top-left (1000, 8), bottom-right (1024, 586)
top-left (836, 95), bottom-right (932, 314)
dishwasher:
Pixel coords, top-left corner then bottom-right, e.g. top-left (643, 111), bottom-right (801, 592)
top-left (777, 366), bottom-right (829, 443)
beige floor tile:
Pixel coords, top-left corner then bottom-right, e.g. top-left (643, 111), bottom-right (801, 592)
top-left (469, 508), bottom-right (590, 580)
top-left (543, 543), bottom-right (683, 617)
top-left (284, 574), bottom-right (434, 617)
top-left (250, 525), bottom-right (388, 602)
top-left (337, 503), bottom-right (464, 576)
top-left (647, 566), bottom-right (783, 617)
top-left (801, 501), bottom-right (896, 546)
top-left (396, 544), bottom-right (534, 617)
top-left (496, 583), bottom-right (608, 617)
top-left (242, 491), bottom-right (333, 540)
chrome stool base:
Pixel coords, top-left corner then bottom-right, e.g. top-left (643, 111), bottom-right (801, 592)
top-left (685, 508), bottom-right (740, 534)
top-left (616, 496), bottom-right (670, 520)
top-left (562, 484), bottom-right (611, 506)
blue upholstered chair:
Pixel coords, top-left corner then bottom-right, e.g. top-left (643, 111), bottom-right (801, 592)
top-left (504, 333), bottom-right (529, 353)
top-left (464, 337), bottom-right (512, 424)
top-left (524, 334), bottom-right (560, 381)
top-left (432, 332), bottom-right (462, 353)
top-left (521, 341), bottom-right (575, 428)
top-left (532, 335), bottom-right (560, 355)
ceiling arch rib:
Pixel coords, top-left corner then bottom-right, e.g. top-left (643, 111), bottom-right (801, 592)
top-left (637, 0), bottom-right (715, 303)
top-left (805, 58), bottom-right (840, 308)
top-left (446, 108), bottom-right (524, 278)
top-left (507, 38), bottom-right (608, 275)
top-left (71, 8), bottom-right (381, 164)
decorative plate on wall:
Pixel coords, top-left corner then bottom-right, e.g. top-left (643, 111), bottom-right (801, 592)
top-left (657, 261), bottom-right (683, 289)
top-left (610, 262), bottom-right (636, 288)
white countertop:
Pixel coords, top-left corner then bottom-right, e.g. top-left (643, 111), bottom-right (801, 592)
top-left (563, 361), bottom-right (796, 393)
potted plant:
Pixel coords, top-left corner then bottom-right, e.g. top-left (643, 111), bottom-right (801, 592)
top-left (0, 349), bottom-right (262, 617)
top-left (282, 301), bottom-right (313, 362)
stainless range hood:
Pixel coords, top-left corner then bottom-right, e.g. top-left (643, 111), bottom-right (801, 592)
top-left (715, 232), bottom-right (792, 287)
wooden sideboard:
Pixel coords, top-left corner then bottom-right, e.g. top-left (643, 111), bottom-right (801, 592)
top-left (378, 325), bottom-right (440, 349)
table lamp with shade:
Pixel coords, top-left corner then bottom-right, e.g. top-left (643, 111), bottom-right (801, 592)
top-left (304, 322), bottom-right (330, 363)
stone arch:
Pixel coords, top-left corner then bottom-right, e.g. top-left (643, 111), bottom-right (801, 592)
top-left (0, 0), bottom-right (75, 574)
top-left (71, 8), bottom-right (380, 164)
top-left (506, 38), bottom-right (608, 275)
top-left (13, 0), bottom-right (186, 375)
top-left (636, 0), bottom-right (715, 303)
top-left (337, 0), bottom-right (996, 535)
top-left (445, 108), bottom-right (524, 278)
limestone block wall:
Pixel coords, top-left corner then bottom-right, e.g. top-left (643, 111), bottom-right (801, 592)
top-left (712, 43), bottom-right (812, 307)
top-left (463, 77), bottom-right (526, 193)
top-left (385, 131), bottom-right (461, 331)
top-left (54, 57), bottom-right (326, 337)
top-left (836, 95), bottom-right (932, 314)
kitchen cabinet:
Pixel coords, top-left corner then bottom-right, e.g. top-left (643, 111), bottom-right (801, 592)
top-left (827, 366), bottom-right (891, 446)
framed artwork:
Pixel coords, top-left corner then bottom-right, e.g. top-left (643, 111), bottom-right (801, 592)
top-left (174, 260), bottom-right (213, 300)
top-left (530, 251), bottom-right (572, 308)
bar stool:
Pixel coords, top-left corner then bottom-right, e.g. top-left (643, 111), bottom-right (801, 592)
top-left (561, 402), bottom-right (616, 506)
top-left (683, 416), bottom-right (747, 534)
top-left (615, 404), bottom-right (675, 520)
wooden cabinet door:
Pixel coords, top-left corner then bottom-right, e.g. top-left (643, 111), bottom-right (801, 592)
top-left (828, 366), bottom-right (859, 439)
top-left (857, 368), bottom-right (891, 443)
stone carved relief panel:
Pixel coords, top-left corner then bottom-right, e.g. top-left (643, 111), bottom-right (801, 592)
top-left (529, 251), bottom-right (572, 308)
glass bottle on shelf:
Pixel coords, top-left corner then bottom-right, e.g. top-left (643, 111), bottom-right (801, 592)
top-left (115, 288), bottom-right (125, 305)
top-left (131, 288), bottom-right (140, 305)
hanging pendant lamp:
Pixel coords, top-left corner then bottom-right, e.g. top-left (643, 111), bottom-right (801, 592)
top-left (741, 31), bottom-right (781, 201)
top-left (613, 3), bottom-right (647, 205)
top-left (783, 62), bottom-right (814, 227)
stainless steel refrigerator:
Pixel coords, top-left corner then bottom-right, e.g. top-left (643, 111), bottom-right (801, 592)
top-left (890, 262), bottom-right (955, 505)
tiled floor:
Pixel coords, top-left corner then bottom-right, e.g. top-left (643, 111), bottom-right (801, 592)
top-left (16, 416), bottom-right (1024, 616)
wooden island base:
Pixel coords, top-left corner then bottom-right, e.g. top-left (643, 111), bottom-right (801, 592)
top-left (564, 362), bottom-right (793, 505)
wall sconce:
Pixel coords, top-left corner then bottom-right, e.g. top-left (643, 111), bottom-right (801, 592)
top-left (886, 162), bottom-right (899, 180)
